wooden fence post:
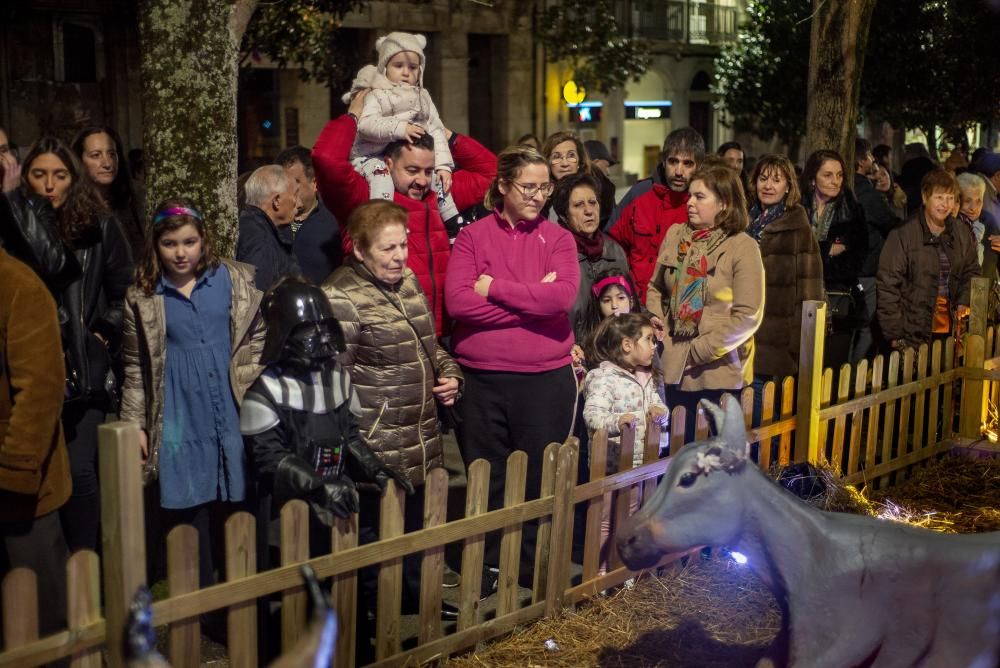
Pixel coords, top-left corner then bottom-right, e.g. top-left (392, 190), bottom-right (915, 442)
top-left (280, 500), bottom-right (309, 651)
top-left (458, 460), bottom-right (490, 630)
top-left (330, 514), bottom-right (358, 667)
top-left (418, 468), bottom-right (448, 643)
top-left (531, 443), bottom-right (560, 604)
top-left (375, 481), bottom-right (404, 660)
top-left (98, 422), bottom-right (147, 667)
top-left (795, 300), bottom-right (826, 463)
top-left (67, 551), bottom-right (101, 668)
top-left (497, 452), bottom-right (527, 617)
top-left (960, 334), bottom-right (986, 438)
top-left (2, 569), bottom-right (37, 650)
top-left (968, 276), bottom-right (990, 339)
top-left (226, 511), bottom-right (257, 667)
top-left (543, 439), bottom-right (579, 618)
top-left (167, 524), bottom-right (200, 666)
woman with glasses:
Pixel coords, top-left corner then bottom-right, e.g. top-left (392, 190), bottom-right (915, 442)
top-left (445, 145), bottom-right (579, 586)
top-left (541, 131), bottom-right (614, 226)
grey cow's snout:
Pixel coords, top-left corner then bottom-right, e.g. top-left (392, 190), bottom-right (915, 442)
top-left (617, 521), bottom-right (662, 571)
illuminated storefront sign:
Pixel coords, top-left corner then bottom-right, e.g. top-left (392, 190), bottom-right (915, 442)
top-left (624, 100), bottom-right (673, 120)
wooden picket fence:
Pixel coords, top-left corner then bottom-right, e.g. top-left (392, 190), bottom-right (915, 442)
top-left (2, 287), bottom-right (999, 667)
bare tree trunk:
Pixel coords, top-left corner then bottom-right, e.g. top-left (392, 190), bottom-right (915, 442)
top-left (804, 0), bottom-right (877, 168)
top-left (138, 0), bottom-right (259, 255)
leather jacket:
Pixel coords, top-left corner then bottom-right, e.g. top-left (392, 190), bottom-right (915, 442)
top-left (62, 213), bottom-right (135, 402)
top-left (0, 189), bottom-right (81, 292)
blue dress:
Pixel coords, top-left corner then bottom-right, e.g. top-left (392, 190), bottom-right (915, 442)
top-left (158, 265), bottom-right (248, 509)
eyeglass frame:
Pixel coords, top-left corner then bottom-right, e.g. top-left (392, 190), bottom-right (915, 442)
top-left (508, 180), bottom-right (555, 199)
top-left (549, 151), bottom-right (579, 164)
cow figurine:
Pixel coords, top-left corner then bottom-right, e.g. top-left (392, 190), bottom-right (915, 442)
top-left (617, 394), bottom-right (1000, 668)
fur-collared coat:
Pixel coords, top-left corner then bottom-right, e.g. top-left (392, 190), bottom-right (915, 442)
top-left (754, 205), bottom-right (825, 378)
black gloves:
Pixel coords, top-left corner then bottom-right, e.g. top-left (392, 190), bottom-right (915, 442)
top-left (346, 440), bottom-right (416, 495)
top-left (274, 454), bottom-right (359, 525)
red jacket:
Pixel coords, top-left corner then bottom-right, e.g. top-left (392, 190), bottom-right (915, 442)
top-left (313, 114), bottom-right (497, 335)
top-left (608, 184), bottom-right (689, 305)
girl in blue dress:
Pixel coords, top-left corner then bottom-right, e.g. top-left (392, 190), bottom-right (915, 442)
top-left (121, 198), bottom-right (266, 586)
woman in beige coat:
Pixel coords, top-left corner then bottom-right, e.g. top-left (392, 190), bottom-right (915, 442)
top-left (120, 198), bottom-right (265, 587)
top-left (646, 163), bottom-right (764, 445)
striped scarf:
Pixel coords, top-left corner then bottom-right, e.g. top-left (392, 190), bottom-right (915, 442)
top-left (669, 225), bottom-right (728, 339)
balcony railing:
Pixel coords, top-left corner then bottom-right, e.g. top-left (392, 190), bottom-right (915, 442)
top-left (633, 0), bottom-right (738, 47)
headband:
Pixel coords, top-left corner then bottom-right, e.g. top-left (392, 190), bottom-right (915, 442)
top-left (591, 275), bottom-right (633, 299)
top-left (153, 206), bottom-right (203, 226)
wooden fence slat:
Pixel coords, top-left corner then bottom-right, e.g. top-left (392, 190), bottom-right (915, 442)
top-left (913, 346), bottom-right (929, 456)
top-left (897, 348), bottom-right (915, 461)
top-left (459, 460), bottom-right (490, 630)
top-left (2, 568), bottom-right (37, 649)
top-left (864, 355), bottom-right (885, 473)
top-left (846, 359), bottom-right (867, 475)
top-left (670, 405), bottom-right (687, 453)
top-left (759, 380), bottom-right (776, 470)
top-left (942, 337), bottom-right (957, 439)
top-left (582, 430), bottom-right (608, 583)
top-left (608, 426), bottom-right (636, 572)
top-left (280, 500), bottom-right (309, 652)
top-left (167, 524), bottom-right (200, 667)
top-left (879, 352), bottom-right (901, 489)
top-left (961, 335), bottom-right (987, 438)
top-left (930, 340), bottom-right (946, 444)
top-left (531, 443), bottom-right (560, 604)
top-left (816, 367), bottom-right (834, 462)
top-left (331, 514), bottom-right (358, 666)
top-left (376, 481), bottom-right (405, 660)
top-left (740, 386), bottom-right (754, 431)
top-left (779, 376), bottom-right (795, 466)
top-left (643, 415), bottom-right (661, 468)
top-left (497, 452), bottom-right (527, 618)
top-left (831, 368), bottom-right (852, 473)
top-left (418, 468), bottom-right (449, 643)
top-left (544, 441), bottom-right (579, 618)
top-left (97, 422), bottom-right (147, 668)
top-left (226, 511), bottom-right (257, 667)
top-left (67, 551), bottom-right (101, 668)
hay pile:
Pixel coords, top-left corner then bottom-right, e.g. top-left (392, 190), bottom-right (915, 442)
top-left (446, 555), bottom-right (780, 668)
top-left (445, 455), bottom-right (999, 667)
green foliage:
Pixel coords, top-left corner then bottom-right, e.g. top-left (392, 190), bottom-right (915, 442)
top-left (241, 0), bottom-right (368, 85)
top-left (535, 0), bottom-right (651, 94)
top-left (861, 0), bottom-right (1000, 139)
top-left (711, 0), bottom-right (810, 149)
top-left (714, 0), bottom-right (1000, 147)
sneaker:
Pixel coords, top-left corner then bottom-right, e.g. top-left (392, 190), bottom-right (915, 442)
top-left (442, 565), bottom-right (461, 588)
top-left (480, 566), bottom-right (499, 600)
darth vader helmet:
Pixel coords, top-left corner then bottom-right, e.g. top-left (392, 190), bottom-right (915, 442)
top-left (260, 278), bottom-right (345, 369)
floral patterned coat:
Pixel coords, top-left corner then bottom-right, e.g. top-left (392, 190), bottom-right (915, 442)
top-left (582, 361), bottom-right (668, 470)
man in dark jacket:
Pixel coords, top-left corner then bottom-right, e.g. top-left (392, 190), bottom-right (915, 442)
top-left (854, 137), bottom-right (901, 361)
top-left (0, 246), bottom-right (72, 637)
top-left (276, 146), bottom-right (342, 285)
top-left (236, 164), bottom-right (302, 291)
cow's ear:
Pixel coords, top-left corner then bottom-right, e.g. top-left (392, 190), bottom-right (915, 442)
top-left (720, 393), bottom-right (749, 457)
top-left (698, 399), bottom-right (726, 437)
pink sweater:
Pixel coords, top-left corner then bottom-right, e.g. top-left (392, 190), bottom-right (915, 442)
top-left (445, 210), bottom-right (580, 372)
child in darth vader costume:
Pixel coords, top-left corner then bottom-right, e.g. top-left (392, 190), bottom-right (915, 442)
top-left (241, 277), bottom-right (413, 541)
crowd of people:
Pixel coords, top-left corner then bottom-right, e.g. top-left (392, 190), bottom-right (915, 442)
top-left (1, 29), bottom-right (999, 660)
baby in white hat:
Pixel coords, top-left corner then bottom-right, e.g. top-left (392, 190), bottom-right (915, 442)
top-left (342, 32), bottom-right (461, 223)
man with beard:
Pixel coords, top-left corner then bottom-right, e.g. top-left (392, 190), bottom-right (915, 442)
top-left (607, 127), bottom-right (704, 304)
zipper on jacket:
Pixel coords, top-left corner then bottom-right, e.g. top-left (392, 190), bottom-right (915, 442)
top-left (367, 399), bottom-right (389, 440)
top-left (424, 203), bottom-right (437, 324)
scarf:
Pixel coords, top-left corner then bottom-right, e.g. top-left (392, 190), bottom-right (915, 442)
top-left (571, 228), bottom-right (605, 261)
top-left (810, 197), bottom-right (837, 242)
top-left (669, 225), bottom-right (728, 339)
top-left (748, 201), bottom-right (786, 242)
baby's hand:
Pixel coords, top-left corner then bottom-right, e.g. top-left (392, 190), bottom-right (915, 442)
top-left (648, 405), bottom-right (669, 427)
top-left (436, 169), bottom-right (452, 195)
top-left (618, 413), bottom-right (638, 430)
top-left (348, 89), bottom-right (369, 117)
top-left (405, 123), bottom-right (426, 143)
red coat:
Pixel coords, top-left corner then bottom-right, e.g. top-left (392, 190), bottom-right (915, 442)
top-left (313, 114), bottom-right (497, 335)
top-left (608, 184), bottom-right (689, 305)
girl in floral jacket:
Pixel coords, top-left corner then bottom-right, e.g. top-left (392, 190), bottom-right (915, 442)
top-left (582, 313), bottom-right (668, 574)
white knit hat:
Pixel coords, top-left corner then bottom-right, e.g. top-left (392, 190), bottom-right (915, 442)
top-left (376, 32), bottom-right (427, 74)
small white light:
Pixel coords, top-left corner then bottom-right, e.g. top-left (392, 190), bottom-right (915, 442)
top-left (730, 551), bottom-right (748, 565)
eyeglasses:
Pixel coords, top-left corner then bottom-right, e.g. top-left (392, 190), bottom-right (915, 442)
top-left (550, 152), bottom-right (579, 164)
top-left (510, 181), bottom-right (554, 198)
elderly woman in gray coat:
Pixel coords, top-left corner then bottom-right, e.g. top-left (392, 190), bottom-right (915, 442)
top-left (552, 172), bottom-right (629, 361)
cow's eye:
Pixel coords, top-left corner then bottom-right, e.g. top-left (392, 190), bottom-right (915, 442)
top-left (678, 472), bottom-right (698, 488)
